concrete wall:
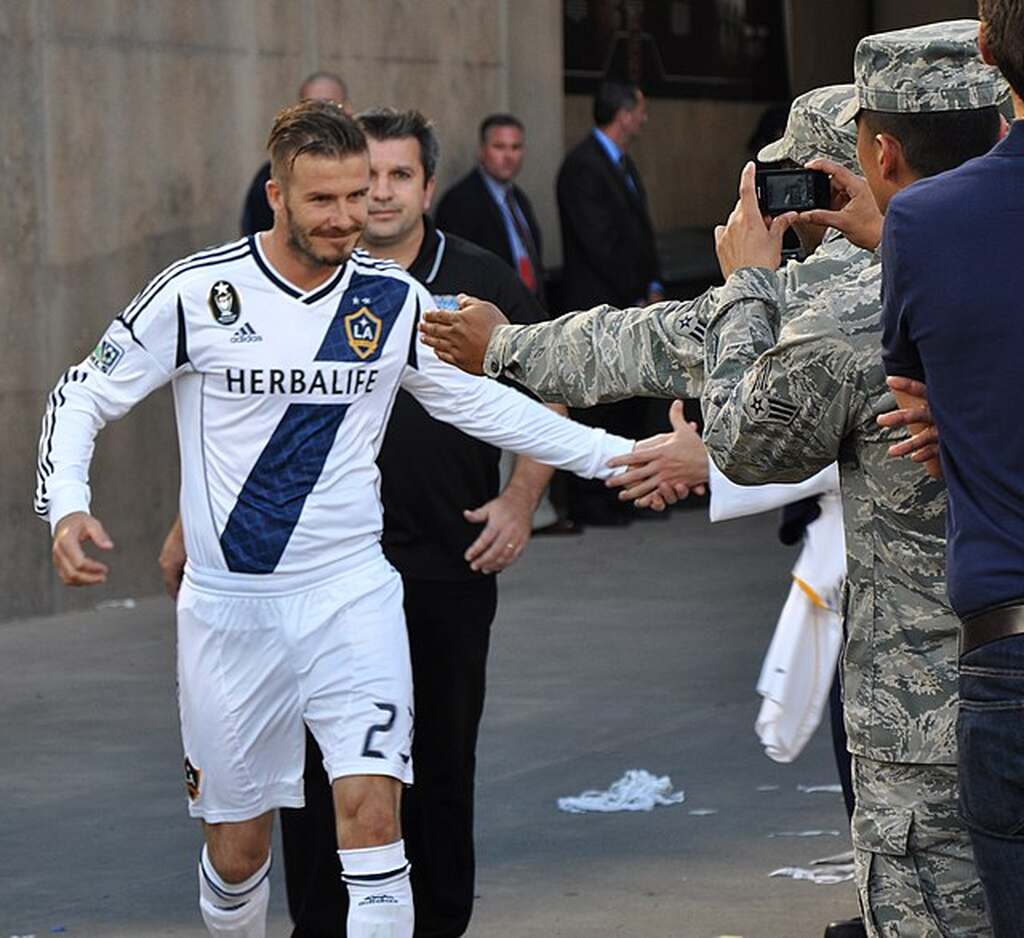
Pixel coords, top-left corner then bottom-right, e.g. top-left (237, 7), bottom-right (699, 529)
top-left (1, 0), bottom-right (561, 621)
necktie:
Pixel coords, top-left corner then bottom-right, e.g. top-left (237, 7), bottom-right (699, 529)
top-left (505, 190), bottom-right (541, 295)
top-left (617, 155), bottom-right (638, 195)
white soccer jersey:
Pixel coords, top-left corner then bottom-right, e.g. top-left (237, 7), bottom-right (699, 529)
top-left (36, 235), bottom-right (632, 591)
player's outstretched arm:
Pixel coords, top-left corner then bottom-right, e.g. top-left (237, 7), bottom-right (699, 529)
top-left (52, 512), bottom-right (114, 586)
top-left (420, 292), bottom-right (709, 408)
top-left (404, 318), bottom-right (635, 481)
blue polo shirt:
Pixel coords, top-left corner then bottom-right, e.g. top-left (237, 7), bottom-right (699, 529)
top-left (881, 120), bottom-right (1024, 617)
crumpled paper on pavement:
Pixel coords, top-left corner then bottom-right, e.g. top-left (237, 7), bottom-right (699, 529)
top-left (770, 848), bottom-right (856, 885)
top-left (557, 769), bottom-right (685, 814)
top-left (769, 862), bottom-right (855, 885)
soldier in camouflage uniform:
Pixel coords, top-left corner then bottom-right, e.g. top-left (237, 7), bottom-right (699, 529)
top-left (419, 85), bottom-right (872, 407)
top-left (701, 21), bottom-right (1007, 937)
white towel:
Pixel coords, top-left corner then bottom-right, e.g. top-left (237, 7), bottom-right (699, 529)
top-left (755, 491), bottom-right (846, 762)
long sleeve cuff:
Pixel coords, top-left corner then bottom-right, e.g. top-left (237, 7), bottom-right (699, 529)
top-left (47, 483), bottom-right (91, 534)
top-left (483, 324), bottom-right (515, 379)
top-left (712, 266), bottom-right (781, 318)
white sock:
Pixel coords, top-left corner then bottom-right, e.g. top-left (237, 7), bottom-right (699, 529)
top-left (339, 839), bottom-right (414, 938)
top-left (197, 844), bottom-right (271, 938)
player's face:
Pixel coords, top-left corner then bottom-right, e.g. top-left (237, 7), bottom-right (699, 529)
top-left (479, 126), bottom-right (525, 183)
top-left (363, 137), bottom-right (436, 247)
top-left (281, 152), bottom-right (369, 268)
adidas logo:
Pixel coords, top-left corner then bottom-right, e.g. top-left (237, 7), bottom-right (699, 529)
top-left (230, 322), bottom-right (262, 343)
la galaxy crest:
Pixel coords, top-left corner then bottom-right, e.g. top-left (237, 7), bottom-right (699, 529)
top-left (209, 280), bottom-right (241, 326)
top-left (344, 306), bottom-right (383, 360)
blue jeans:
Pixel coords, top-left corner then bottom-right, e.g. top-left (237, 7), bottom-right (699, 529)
top-left (958, 632), bottom-right (1024, 937)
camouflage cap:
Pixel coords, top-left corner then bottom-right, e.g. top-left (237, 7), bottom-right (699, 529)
top-left (758, 84), bottom-right (859, 172)
top-left (837, 19), bottom-right (1008, 124)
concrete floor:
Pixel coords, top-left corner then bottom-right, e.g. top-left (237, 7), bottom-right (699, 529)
top-left (2, 509), bottom-right (857, 937)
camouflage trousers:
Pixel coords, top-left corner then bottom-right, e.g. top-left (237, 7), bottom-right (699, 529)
top-left (852, 757), bottom-right (991, 937)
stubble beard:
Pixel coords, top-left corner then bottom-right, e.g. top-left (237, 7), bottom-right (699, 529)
top-left (285, 205), bottom-right (354, 269)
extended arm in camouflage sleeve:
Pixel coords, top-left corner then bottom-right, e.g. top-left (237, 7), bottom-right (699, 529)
top-left (482, 295), bottom-right (714, 407)
top-left (701, 266), bottom-right (867, 485)
top-left (482, 234), bottom-right (870, 408)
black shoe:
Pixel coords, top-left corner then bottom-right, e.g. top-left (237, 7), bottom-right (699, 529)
top-left (824, 918), bottom-right (867, 938)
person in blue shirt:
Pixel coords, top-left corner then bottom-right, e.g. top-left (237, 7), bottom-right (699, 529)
top-left (880, 5), bottom-right (1024, 933)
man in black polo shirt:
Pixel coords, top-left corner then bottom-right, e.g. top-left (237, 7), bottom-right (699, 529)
top-left (881, 6), bottom-right (1024, 932)
top-left (277, 107), bottom-right (559, 938)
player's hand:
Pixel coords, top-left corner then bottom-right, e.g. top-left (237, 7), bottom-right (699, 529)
top-left (605, 401), bottom-right (709, 510)
top-left (715, 162), bottom-right (797, 279)
top-left (158, 515), bottom-right (187, 599)
top-left (52, 511), bottom-right (114, 586)
top-left (419, 295), bottom-right (509, 375)
top-left (797, 160), bottom-right (883, 251)
top-left (463, 483), bottom-right (534, 574)
top-left (877, 376), bottom-right (943, 479)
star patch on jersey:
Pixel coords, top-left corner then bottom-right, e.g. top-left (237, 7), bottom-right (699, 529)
top-left (209, 280), bottom-right (241, 326)
top-left (344, 306), bottom-right (383, 360)
top-left (88, 336), bottom-right (125, 375)
top-left (184, 756), bottom-right (202, 800)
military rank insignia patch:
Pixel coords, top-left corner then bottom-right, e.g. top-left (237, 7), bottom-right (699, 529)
top-left (88, 336), bottom-right (125, 375)
top-left (746, 360), bottom-right (800, 425)
top-left (344, 307), bottom-right (383, 360)
top-left (209, 280), bottom-right (241, 326)
top-left (184, 756), bottom-right (202, 800)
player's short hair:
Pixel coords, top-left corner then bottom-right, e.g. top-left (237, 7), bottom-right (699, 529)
top-left (267, 99), bottom-right (367, 186)
top-left (479, 113), bottom-right (524, 143)
top-left (298, 70), bottom-right (348, 102)
top-left (858, 107), bottom-right (1001, 178)
top-left (356, 107), bottom-right (440, 183)
top-left (979, 0), bottom-right (1024, 100)
top-left (593, 80), bottom-right (641, 127)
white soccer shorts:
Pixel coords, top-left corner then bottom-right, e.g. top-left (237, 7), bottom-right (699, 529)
top-left (176, 558), bottom-right (414, 822)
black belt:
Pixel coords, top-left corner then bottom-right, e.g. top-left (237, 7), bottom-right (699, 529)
top-left (961, 602), bottom-right (1024, 656)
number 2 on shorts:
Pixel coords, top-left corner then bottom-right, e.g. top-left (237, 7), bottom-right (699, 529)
top-left (362, 702), bottom-right (397, 758)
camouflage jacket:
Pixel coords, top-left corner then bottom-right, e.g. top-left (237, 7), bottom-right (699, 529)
top-left (482, 231), bottom-right (870, 406)
top-left (701, 262), bottom-right (957, 764)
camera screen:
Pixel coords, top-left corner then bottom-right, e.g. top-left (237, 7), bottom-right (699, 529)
top-left (767, 174), bottom-right (814, 208)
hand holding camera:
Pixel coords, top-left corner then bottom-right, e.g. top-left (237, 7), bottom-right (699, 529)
top-left (715, 162), bottom-right (798, 279)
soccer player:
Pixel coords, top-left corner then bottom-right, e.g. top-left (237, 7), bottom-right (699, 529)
top-left (34, 100), bottom-right (633, 938)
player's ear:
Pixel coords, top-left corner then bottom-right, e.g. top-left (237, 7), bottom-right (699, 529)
top-left (266, 176), bottom-right (284, 217)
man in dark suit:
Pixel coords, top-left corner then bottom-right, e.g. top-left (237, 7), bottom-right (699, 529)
top-left (556, 81), bottom-right (663, 524)
top-left (557, 80), bottom-right (662, 312)
top-left (434, 114), bottom-right (545, 306)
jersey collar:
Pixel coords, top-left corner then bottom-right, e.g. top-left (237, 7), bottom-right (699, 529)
top-left (408, 215), bottom-right (446, 286)
top-left (249, 233), bottom-right (348, 304)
